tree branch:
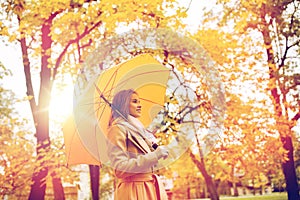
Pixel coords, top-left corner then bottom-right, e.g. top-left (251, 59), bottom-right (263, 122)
top-left (292, 111), bottom-right (300, 121)
top-left (19, 21), bottom-right (38, 124)
top-left (52, 18), bottom-right (103, 81)
top-left (179, 101), bottom-right (211, 121)
top-left (70, 0), bottom-right (97, 9)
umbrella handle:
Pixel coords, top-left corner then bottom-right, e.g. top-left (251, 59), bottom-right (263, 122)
top-left (100, 94), bottom-right (112, 107)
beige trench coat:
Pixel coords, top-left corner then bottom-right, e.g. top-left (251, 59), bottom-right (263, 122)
top-left (107, 118), bottom-right (168, 200)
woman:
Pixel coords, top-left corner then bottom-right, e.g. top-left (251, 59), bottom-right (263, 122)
top-left (107, 89), bottom-right (169, 200)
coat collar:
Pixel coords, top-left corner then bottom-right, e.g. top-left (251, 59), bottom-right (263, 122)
top-left (114, 119), bottom-right (152, 154)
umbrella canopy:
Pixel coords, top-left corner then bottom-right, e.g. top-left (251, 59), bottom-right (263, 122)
top-left (63, 54), bottom-right (170, 165)
top-left (63, 116), bottom-right (101, 166)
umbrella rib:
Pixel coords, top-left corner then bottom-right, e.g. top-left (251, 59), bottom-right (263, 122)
top-left (103, 67), bottom-right (119, 91)
top-left (94, 103), bottom-right (107, 120)
top-left (110, 69), bottom-right (170, 92)
top-left (94, 67), bottom-right (118, 118)
top-left (76, 98), bottom-right (108, 124)
top-left (111, 69), bottom-right (169, 106)
top-left (94, 84), bottom-right (111, 121)
top-left (96, 68), bottom-right (120, 120)
top-left (66, 128), bottom-right (77, 167)
top-left (96, 69), bottom-right (169, 113)
top-left (139, 97), bottom-right (165, 107)
top-left (102, 67), bottom-right (119, 97)
top-left (95, 83), bottom-right (130, 121)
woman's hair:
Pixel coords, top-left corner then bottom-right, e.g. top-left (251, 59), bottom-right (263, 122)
top-left (110, 89), bottom-right (137, 121)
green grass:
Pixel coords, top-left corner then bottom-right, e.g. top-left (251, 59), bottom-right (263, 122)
top-left (219, 193), bottom-right (287, 200)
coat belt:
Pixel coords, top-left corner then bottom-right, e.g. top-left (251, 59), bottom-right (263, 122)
top-left (118, 174), bottom-right (154, 183)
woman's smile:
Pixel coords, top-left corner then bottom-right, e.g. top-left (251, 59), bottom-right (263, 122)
top-left (129, 93), bottom-right (142, 118)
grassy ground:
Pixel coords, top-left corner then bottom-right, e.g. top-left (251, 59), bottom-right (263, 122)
top-left (219, 193), bottom-right (287, 200)
top-left (193, 193), bottom-right (288, 200)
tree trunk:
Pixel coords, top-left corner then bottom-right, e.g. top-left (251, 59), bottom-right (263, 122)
top-left (203, 184), bottom-right (208, 198)
top-left (28, 145), bottom-right (49, 200)
top-left (252, 179), bottom-right (255, 196)
top-left (18, 17), bottom-right (47, 199)
top-left (269, 60), bottom-right (299, 200)
top-left (89, 165), bottom-right (100, 200)
top-left (232, 182), bottom-right (238, 197)
top-left (204, 175), bottom-right (219, 200)
top-left (232, 165), bottom-right (238, 197)
top-left (52, 172), bottom-right (65, 200)
top-left (28, 16), bottom-right (66, 200)
top-left (189, 150), bottom-right (219, 200)
top-left (28, 19), bottom-right (52, 200)
top-left (28, 91), bottom-right (50, 200)
top-left (281, 136), bottom-right (299, 200)
top-left (187, 185), bottom-right (191, 199)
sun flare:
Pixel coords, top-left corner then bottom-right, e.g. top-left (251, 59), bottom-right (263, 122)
top-left (49, 82), bottom-right (74, 121)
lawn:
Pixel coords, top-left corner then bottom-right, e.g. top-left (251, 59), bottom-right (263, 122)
top-left (219, 193), bottom-right (287, 200)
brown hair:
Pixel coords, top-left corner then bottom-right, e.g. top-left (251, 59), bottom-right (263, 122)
top-left (111, 89), bottom-right (137, 121)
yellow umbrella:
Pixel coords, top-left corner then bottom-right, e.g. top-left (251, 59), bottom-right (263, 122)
top-left (63, 116), bottom-right (101, 166)
top-left (63, 54), bottom-right (170, 165)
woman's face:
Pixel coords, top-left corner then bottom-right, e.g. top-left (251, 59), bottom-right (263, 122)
top-left (129, 93), bottom-right (142, 118)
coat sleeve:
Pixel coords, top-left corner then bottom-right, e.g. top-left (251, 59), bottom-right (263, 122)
top-left (107, 124), bottom-right (158, 178)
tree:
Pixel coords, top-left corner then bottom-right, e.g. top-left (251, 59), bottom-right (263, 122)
top-left (89, 165), bottom-right (100, 200)
top-left (0, 63), bottom-right (33, 198)
top-left (214, 93), bottom-right (286, 195)
top-left (0, 62), bottom-right (79, 199)
top-left (155, 52), bottom-right (223, 200)
top-left (163, 151), bottom-right (207, 199)
top-left (186, 29), bottom-right (242, 200)
top-left (202, 0), bottom-right (300, 199)
top-left (190, 17), bottom-right (294, 198)
top-left (0, 0), bottom-right (187, 199)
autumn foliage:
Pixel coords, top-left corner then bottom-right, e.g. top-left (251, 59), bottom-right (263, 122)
top-left (0, 0), bottom-right (299, 199)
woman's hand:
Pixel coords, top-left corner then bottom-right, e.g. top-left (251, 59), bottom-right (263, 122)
top-left (154, 146), bottom-right (169, 160)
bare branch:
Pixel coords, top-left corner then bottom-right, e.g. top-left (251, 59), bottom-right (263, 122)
top-left (292, 111), bottom-right (300, 121)
top-left (52, 18), bottom-right (103, 80)
top-left (185, 0), bottom-right (193, 12)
